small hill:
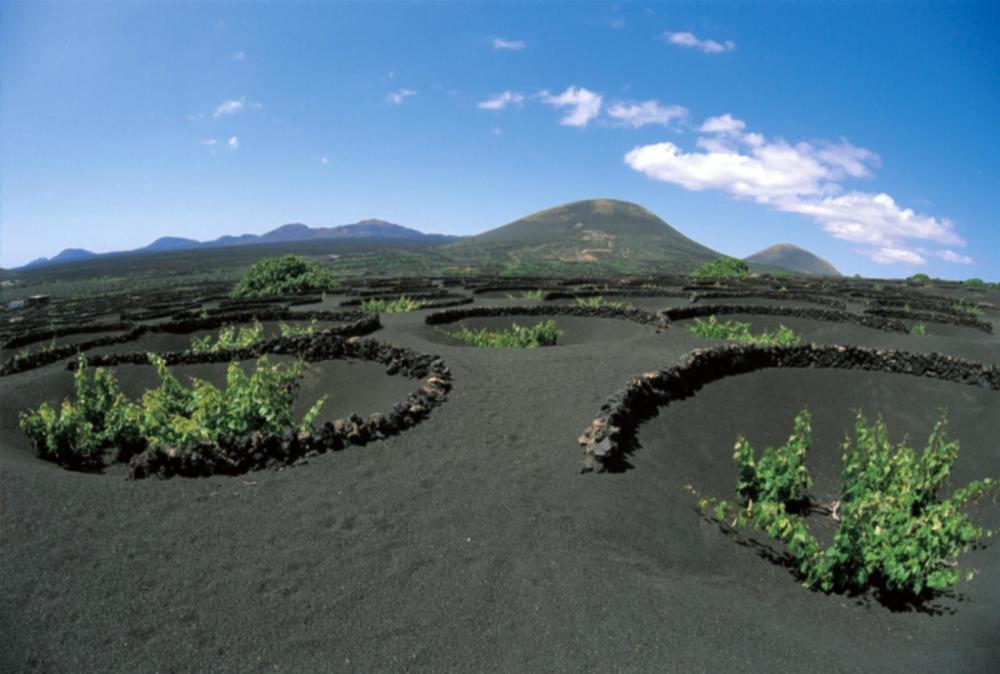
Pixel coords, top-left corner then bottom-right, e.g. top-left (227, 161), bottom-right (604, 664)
top-left (446, 198), bottom-right (721, 274)
top-left (22, 248), bottom-right (99, 269)
top-left (745, 243), bottom-right (841, 276)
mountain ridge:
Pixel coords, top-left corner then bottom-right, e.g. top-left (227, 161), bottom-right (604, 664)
top-left (20, 220), bottom-right (458, 270)
top-left (744, 243), bottom-right (841, 276)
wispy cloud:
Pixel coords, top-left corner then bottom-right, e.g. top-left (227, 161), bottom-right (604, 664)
top-left (386, 88), bottom-right (417, 104)
top-left (540, 86), bottom-right (603, 128)
top-left (201, 139), bottom-right (218, 146)
top-left (227, 136), bottom-right (239, 150)
top-left (233, 51), bottom-right (246, 61)
top-left (477, 91), bottom-right (525, 110)
top-left (320, 155), bottom-right (329, 165)
top-left (214, 97), bottom-right (246, 117)
top-left (662, 31), bottom-right (735, 54)
top-left (492, 37), bottom-right (526, 51)
top-left (608, 100), bottom-right (688, 128)
top-left (625, 115), bottom-right (967, 265)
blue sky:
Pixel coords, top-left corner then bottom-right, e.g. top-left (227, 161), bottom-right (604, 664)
top-left (2, 1), bottom-right (997, 278)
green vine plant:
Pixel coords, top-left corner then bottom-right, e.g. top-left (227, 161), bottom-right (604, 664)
top-left (575, 296), bottom-right (633, 309)
top-left (688, 315), bottom-right (801, 346)
top-left (279, 319), bottom-right (319, 337)
top-left (446, 319), bottom-right (563, 348)
top-left (361, 295), bottom-right (428, 314)
top-left (19, 354), bottom-right (325, 472)
top-left (190, 321), bottom-right (264, 353)
top-left (690, 408), bottom-right (997, 600)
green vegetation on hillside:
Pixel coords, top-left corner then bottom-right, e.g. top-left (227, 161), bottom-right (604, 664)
top-left (19, 355), bottom-right (325, 472)
top-left (690, 257), bottom-right (750, 280)
top-left (694, 409), bottom-right (997, 596)
top-left (190, 322), bottom-right (264, 353)
top-left (231, 254), bottom-right (341, 298)
top-left (446, 319), bottom-right (563, 348)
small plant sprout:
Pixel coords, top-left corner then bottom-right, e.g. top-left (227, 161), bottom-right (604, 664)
top-left (911, 323), bottom-right (927, 336)
top-left (190, 321), bottom-right (264, 353)
top-left (575, 296), bottom-right (632, 309)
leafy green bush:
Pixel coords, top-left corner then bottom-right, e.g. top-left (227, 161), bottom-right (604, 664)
top-left (691, 257), bottom-right (750, 280)
top-left (698, 409), bottom-right (997, 597)
top-left (447, 319), bottom-right (563, 348)
top-left (230, 254), bottom-right (341, 298)
top-left (361, 295), bottom-right (428, 313)
top-left (908, 273), bottom-right (931, 282)
top-left (18, 354), bottom-right (325, 472)
top-left (521, 289), bottom-right (544, 300)
top-left (19, 357), bottom-right (146, 470)
top-left (910, 323), bottom-right (927, 336)
top-left (952, 301), bottom-right (985, 317)
top-left (688, 315), bottom-right (801, 346)
top-left (575, 295), bottom-right (632, 309)
top-left (279, 320), bottom-right (319, 337)
top-left (964, 278), bottom-right (985, 287)
top-left (191, 321), bottom-right (264, 353)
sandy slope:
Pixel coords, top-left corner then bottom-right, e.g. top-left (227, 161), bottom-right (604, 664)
top-left (2, 293), bottom-right (999, 672)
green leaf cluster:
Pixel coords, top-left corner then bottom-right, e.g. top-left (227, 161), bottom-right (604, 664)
top-left (952, 301), bottom-right (985, 317)
top-left (688, 315), bottom-right (801, 346)
top-left (190, 321), bottom-right (264, 353)
top-left (910, 323), bottom-right (927, 336)
top-left (361, 295), bottom-right (428, 313)
top-left (575, 296), bottom-right (632, 309)
top-left (18, 355), bottom-right (325, 472)
top-left (279, 320), bottom-right (319, 337)
top-left (690, 257), bottom-right (750, 280)
top-left (230, 254), bottom-right (341, 299)
top-left (704, 409), bottom-right (996, 596)
top-left (447, 319), bottom-right (563, 348)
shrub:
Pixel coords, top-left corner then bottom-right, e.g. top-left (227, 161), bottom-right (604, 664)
top-left (688, 315), bottom-right (801, 346)
top-left (910, 323), bottom-right (927, 336)
top-left (361, 295), bottom-right (428, 313)
top-left (19, 357), bottom-right (145, 470)
top-left (230, 254), bottom-right (341, 298)
top-left (521, 289), bottom-right (544, 300)
top-left (952, 301), bottom-right (985, 317)
top-left (908, 273), bottom-right (931, 282)
top-left (691, 257), bottom-right (749, 281)
top-left (697, 409), bottom-right (997, 597)
top-left (279, 320), bottom-right (319, 337)
top-left (18, 354), bottom-right (325, 472)
top-left (447, 319), bottom-right (563, 348)
top-left (964, 278), bottom-right (985, 287)
top-left (575, 296), bottom-right (631, 309)
top-left (191, 321), bottom-right (264, 353)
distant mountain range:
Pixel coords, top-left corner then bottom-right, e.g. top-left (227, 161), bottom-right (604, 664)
top-left (20, 220), bottom-right (459, 270)
top-left (744, 243), bottom-right (841, 276)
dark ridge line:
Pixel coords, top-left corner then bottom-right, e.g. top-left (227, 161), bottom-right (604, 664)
top-left (470, 284), bottom-right (566, 295)
top-left (542, 289), bottom-right (690, 301)
top-left (659, 304), bottom-right (907, 334)
top-left (863, 307), bottom-right (993, 334)
top-left (578, 343), bottom-right (1000, 472)
top-left (689, 290), bottom-right (848, 311)
top-left (0, 310), bottom-right (380, 377)
top-left (52, 333), bottom-right (452, 479)
top-left (339, 294), bottom-right (473, 309)
top-left (1, 322), bottom-right (137, 350)
top-left (424, 304), bottom-right (671, 328)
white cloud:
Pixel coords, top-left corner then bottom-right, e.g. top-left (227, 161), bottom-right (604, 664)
top-left (700, 113), bottom-right (745, 135)
top-left (214, 97), bottom-right (246, 117)
top-left (492, 37), bottom-right (526, 51)
top-left (625, 116), bottom-right (968, 265)
top-left (492, 128), bottom-right (502, 136)
top-left (227, 136), bottom-right (239, 150)
top-left (201, 139), bottom-right (218, 146)
top-left (386, 88), bottom-right (416, 104)
top-left (932, 249), bottom-right (975, 265)
top-left (607, 100), bottom-right (688, 128)
top-left (320, 155), bottom-right (329, 165)
top-left (477, 91), bottom-right (525, 110)
top-left (609, 17), bottom-right (626, 30)
top-left (233, 51), bottom-right (246, 61)
top-left (540, 86), bottom-right (603, 127)
top-left (867, 247), bottom-right (927, 265)
top-left (662, 31), bottom-right (735, 54)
